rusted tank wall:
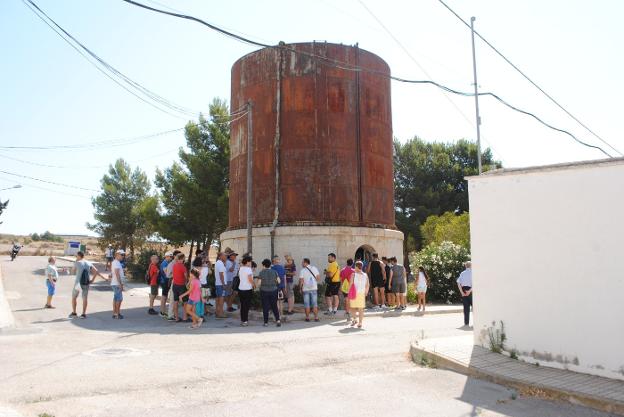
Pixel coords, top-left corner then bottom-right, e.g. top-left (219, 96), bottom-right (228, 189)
top-left (229, 42), bottom-right (394, 230)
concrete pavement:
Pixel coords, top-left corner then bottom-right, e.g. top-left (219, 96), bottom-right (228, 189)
top-left (0, 256), bottom-right (613, 417)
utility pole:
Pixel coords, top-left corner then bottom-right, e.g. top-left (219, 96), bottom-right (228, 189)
top-left (470, 16), bottom-right (482, 175)
top-left (246, 100), bottom-right (254, 255)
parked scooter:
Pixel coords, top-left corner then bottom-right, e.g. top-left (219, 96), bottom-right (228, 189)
top-left (10, 244), bottom-right (21, 261)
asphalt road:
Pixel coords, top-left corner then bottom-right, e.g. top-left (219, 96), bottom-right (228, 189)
top-left (0, 256), bottom-right (612, 417)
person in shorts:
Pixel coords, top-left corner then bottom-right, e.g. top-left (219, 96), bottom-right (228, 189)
top-left (324, 253), bottom-right (340, 315)
top-left (104, 244), bottom-right (113, 271)
top-left (367, 253), bottom-right (386, 310)
top-left (299, 258), bottom-right (320, 322)
top-left (45, 256), bottom-right (58, 309)
top-left (339, 259), bottom-right (355, 318)
top-left (214, 252), bottom-right (227, 318)
top-left (171, 253), bottom-right (189, 322)
top-left (159, 252), bottom-right (173, 316)
top-left (70, 251), bottom-right (106, 319)
top-left (147, 255), bottom-right (160, 315)
top-left (111, 249), bottom-right (126, 319)
top-left (225, 251), bottom-right (239, 312)
top-left (179, 268), bottom-right (204, 329)
top-left (389, 257), bottom-right (407, 310)
top-left (283, 255), bottom-right (296, 315)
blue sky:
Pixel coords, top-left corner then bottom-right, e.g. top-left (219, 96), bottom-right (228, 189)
top-left (1, 0), bottom-right (623, 236)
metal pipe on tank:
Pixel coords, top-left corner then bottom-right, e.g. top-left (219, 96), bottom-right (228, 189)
top-left (270, 47), bottom-right (283, 257)
top-left (246, 100), bottom-right (253, 255)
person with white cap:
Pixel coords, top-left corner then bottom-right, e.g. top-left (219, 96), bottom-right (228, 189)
top-left (111, 249), bottom-right (126, 319)
top-left (104, 244), bottom-right (114, 271)
top-left (159, 251), bottom-right (174, 316)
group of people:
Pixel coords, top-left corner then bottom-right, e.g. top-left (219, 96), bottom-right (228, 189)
top-left (42, 247), bottom-right (474, 329)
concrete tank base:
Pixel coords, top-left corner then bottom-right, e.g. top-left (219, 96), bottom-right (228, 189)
top-left (220, 226), bottom-right (404, 268)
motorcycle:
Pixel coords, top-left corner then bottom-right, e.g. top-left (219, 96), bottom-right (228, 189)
top-left (10, 245), bottom-right (20, 261)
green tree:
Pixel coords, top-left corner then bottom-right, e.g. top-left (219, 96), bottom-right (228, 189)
top-left (155, 98), bottom-right (230, 253)
top-left (421, 211), bottom-right (470, 249)
top-left (394, 138), bottom-right (501, 256)
top-left (0, 199), bottom-right (8, 225)
top-left (88, 159), bottom-right (156, 259)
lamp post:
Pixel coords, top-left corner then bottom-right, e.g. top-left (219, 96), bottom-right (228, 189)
top-left (470, 16), bottom-right (482, 175)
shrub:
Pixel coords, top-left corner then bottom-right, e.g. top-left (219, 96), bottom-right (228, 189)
top-left (410, 241), bottom-right (470, 304)
top-left (406, 282), bottom-right (418, 304)
top-left (31, 233), bottom-right (41, 241)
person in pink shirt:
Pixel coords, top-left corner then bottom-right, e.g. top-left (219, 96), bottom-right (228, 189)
top-left (340, 258), bottom-right (355, 320)
top-left (180, 269), bottom-right (204, 329)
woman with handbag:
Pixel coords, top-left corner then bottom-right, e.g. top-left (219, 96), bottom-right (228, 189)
top-left (348, 260), bottom-right (370, 329)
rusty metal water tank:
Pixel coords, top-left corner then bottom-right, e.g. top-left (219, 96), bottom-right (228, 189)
top-left (228, 42), bottom-right (395, 230)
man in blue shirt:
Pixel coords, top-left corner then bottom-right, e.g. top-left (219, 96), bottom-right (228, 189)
top-left (159, 252), bottom-right (173, 317)
top-left (456, 261), bottom-right (473, 326)
top-left (271, 256), bottom-right (286, 316)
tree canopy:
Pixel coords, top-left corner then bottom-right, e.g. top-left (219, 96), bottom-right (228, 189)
top-left (421, 211), bottom-right (470, 249)
top-left (394, 138), bottom-right (501, 255)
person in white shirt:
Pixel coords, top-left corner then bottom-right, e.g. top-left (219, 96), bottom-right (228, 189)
top-left (214, 252), bottom-right (228, 318)
top-left (104, 244), bottom-right (113, 271)
top-left (45, 256), bottom-right (58, 309)
top-left (111, 249), bottom-right (126, 319)
top-left (237, 255), bottom-right (255, 326)
top-left (298, 258), bottom-right (320, 322)
top-left (225, 252), bottom-right (239, 312)
top-left (456, 261), bottom-right (473, 326)
top-left (416, 266), bottom-right (430, 312)
top-left (199, 258), bottom-right (211, 315)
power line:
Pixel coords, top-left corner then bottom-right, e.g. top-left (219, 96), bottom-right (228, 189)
top-left (0, 175), bottom-right (92, 199)
top-left (23, 0), bottom-right (205, 120)
top-left (436, 0), bottom-right (622, 157)
top-left (0, 169), bottom-right (98, 192)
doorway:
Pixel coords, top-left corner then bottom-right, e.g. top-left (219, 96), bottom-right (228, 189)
top-left (354, 244), bottom-right (375, 266)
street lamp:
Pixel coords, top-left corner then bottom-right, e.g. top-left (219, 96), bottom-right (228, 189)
top-left (0, 185), bottom-right (22, 191)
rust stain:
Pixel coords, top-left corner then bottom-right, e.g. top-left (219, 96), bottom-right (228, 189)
top-left (229, 43), bottom-right (394, 230)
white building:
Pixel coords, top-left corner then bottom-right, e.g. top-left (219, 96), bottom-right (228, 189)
top-left (467, 157), bottom-right (624, 380)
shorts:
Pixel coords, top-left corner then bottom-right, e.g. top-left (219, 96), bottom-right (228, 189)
top-left (371, 275), bottom-right (385, 288)
top-left (112, 285), bottom-right (123, 302)
top-left (72, 284), bottom-right (89, 299)
top-left (215, 285), bottom-right (225, 298)
top-left (186, 299), bottom-right (199, 306)
top-left (106, 257), bottom-right (113, 262)
top-left (150, 284), bottom-right (159, 296)
top-left (172, 284), bottom-right (188, 302)
top-left (416, 285), bottom-right (427, 294)
top-left (283, 281), bottom-right (295, 298)
top-left (46, 280), bottom-right (56, 296)
top-left (303, 290), bottom-right (318, 309)
top-left (392, 281), bottom-right (406, 294)
top-left (325, 282), bottom-right (340, 297)
top-left (160, 280), bottom-right (170, 297)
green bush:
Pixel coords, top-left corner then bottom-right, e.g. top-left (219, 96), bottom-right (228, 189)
top-left (406, 282), bottom-right (418, 304)
top-left (31, 233), bottom-right (41, 241)
top-left (410, 241), bottom-right (470, 304)
top-left (421, 212), bottom-right (470, 249)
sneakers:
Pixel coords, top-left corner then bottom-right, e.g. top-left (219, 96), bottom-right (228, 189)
top-left (69, 312), bottom-right (77, 319)
top-left (167, 316), bottom-right (176, 321)
top-left (331, 310), bottom-right (337, 315)
top-left (263, 323), bottom-right (269, 327)
top-left (44, 304), bottom-right (55, 309)
top-left (240, 321), bottom-right (248, 327)
top-left (323, 310), bottom-right (332, 315)
top-left (148, 308), bottom-right (158, 315)
top-left (227, 307), bottom-right (237, 312)
top-left (80, 313), bottom-right (87, 319)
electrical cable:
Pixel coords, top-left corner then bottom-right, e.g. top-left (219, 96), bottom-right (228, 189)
top-left (0, 175), bottom-right (92, 199)
top-left (23, 0), bottom-right (204, 119)
top-left (120, 0), bottom-right (614, 158)
top-left (0, 169), bottom-right (98, 192)
top-left (436, 0), bottom-right (622, 157)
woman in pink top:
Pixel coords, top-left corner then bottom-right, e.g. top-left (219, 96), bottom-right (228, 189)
top-left (180, 269), bottom-right (204, 329)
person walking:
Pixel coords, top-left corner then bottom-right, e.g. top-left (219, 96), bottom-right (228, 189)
top-left (271, 256), bottom-right (286, 316)
top-left (382, 256), bottom-right (394, 307)
top-left (259, 259), bottom-right (281, 327)
top-left (171, 253), bottom-right (189, 322)
top-left (324, 253), bottom-right (340, 315)
top-left (104, 244), bottom-right (113, 271)
top-left (388, 257), bottom-right (407, 310)
top-left (457, 261), bottom-right (473, 326)
top-left (44, 256), bottom-right (58, 309)
top-left (111, 249), bottom-right (126, 319)
top-left (70, 251), bottom-right (106, 319)
top-left (367, 253), bottom-right (386, 310)
top-left (339, 259), bottom-right (355, 319)
top-left (147, 255), bottom-right (160, 315)
top-left (283, 255), bottom-right (296, 315)
top-left (349, 261), bottom-right (370, 329)
top-left (237, 255), bottom-right (255, 326)
top-left (416, 266), bottom-right (430, 312)
top-left (179, 268), bottom-right (204, 329)
top-left (214, 252), bottom-right (227, 318)
top-left (158, 252), bottom-right (173, 317)
top-left (299, 258), bottom-right (320, 322)
top-left (225, 251), bottom-right (239, 312)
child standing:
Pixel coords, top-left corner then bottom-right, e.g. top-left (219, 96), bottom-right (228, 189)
top-left (416, 266), bottom-right (430, 312)
top-left (180, 269), bottom-right (203, 329)
top-left (45, 256), bottom-right (58, 309)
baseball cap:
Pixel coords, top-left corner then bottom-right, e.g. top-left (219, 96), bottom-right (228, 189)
top-left (165, 251), bottom-right (173, 257)
top-left (116, 249), bottom-right (125, 255)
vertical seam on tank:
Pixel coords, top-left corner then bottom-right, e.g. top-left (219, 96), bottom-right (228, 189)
top-left (355, 43), bottom-right (364, 224)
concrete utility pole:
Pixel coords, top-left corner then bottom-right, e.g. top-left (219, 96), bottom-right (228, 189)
top-left (470, 16), bottom-right (483, 175)
top-left (246, 100), bottom-right (254, 255)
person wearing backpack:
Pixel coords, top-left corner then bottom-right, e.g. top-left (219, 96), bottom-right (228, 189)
top-left (70, 251), bottom-right (106, 319)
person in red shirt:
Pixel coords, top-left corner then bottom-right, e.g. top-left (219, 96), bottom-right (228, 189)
top-left (147, 255), bottom-right (160, 315)
top-left (340, 258), bottom-right (355, 320)
top-left (172, 253), bottom-right (189, 322)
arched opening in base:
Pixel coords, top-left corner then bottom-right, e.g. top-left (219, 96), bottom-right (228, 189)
top-left (354, 244), bottom-right (375, 266)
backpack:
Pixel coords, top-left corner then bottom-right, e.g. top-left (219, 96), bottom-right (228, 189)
top-left (79, 263), bottom-right (90, 286)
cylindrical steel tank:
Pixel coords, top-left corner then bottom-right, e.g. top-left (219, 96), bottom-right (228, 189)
top-left (229, 42), bottom-right (394, 230)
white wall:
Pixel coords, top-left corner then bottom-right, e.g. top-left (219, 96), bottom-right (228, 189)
top-left (468, 160), bottom-right (624, 380)
top-left (221, 226), bottom-right (404, 270)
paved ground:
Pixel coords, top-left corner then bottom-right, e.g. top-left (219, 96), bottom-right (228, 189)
top-left (0, 257), bottom-right (614, 417)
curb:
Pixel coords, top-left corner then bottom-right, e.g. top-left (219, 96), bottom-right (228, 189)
top-left (0, 264), bottom-right (16, 330)
top-left (409, 342), bottom-right (624, 416)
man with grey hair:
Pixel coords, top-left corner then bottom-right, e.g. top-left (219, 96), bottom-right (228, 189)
top-left (456, 261), bottom-right (473, 326)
